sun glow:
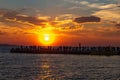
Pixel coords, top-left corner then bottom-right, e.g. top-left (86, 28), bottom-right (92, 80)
top-left (39, 32), bottom-right (55, 45)
top-left (44, 34), bottom-right (50, 41)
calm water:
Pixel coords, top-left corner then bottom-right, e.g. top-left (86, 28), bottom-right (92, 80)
top-left (0, 47), bottom-right (120, 80)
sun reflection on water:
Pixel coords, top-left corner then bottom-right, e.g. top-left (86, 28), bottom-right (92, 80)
top-left (35, 57), bottom-right (57, 80)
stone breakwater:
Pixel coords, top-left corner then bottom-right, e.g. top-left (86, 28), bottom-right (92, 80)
top-left (10, 46), bottom-right (120, 55)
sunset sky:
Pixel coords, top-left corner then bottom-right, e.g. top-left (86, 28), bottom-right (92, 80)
top-left (0, 0), bottom-right (120, 46)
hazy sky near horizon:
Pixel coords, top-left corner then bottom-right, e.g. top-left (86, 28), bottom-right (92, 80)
top-left (0, 0), bottom-right (120, 46)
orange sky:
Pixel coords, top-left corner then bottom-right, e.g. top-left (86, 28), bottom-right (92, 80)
top-left (0, 21), bottom-right (120, 46)
top-left (0, 0), bottom-right (120, 46)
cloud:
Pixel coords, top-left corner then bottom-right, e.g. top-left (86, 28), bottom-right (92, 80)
top-left (115, 24), bottom-right (120, 28)
top-left (50, 14), bottom-right (83, 31)
top-left (64, 0), bottom-right (117, 9)
top-left (87, 3), bottom-right (116, 9)
top-left (115, 24), bottom-right (120, 27)
top-left (74, 16), bottom-right (101, 23)
top-left (55, 14), bottom-right (74, 21)
top-left (0, 9), bottom-right (47, 26)
top-left (93, 8), bottom-right (120, 23)
top-left (0, 9), bottom-right (83, 31)
top-left (0, 30), bottom-right (6, 35)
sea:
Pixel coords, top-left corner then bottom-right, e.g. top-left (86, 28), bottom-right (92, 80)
top-left (0, 46), bottom-right (120, 80)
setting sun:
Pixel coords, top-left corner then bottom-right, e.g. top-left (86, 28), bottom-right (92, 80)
top-left (44, 34), bottom-right (50, 41)
top-left (38, 32), bottom-right (55, 45)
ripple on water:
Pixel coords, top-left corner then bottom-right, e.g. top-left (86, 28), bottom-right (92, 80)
top-left (0, 53), bottom-right (120, 80)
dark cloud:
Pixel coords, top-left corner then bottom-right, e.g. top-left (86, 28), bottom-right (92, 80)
top-left (0, 9), bottom-right (47, 26)
top-left (0, 30), bottom-right (6, 35)
top-left (74, 16), bottom-right (101, 23)
top-left (115, 24), bottom-right (120, 27)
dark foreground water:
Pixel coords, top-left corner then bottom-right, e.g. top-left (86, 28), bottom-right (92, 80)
top-left (0, 52), bottom-right (120, 80)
